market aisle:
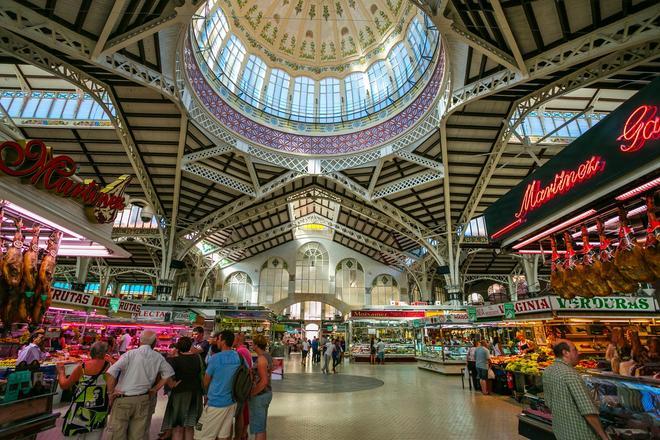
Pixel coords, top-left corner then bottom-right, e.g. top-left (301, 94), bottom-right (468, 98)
top-left (39, 357), bottom-right (523, 440)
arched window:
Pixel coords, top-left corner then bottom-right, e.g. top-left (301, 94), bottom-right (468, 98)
top-left (370, 274), bottom-right (399, 305)
top-left (264, 69), bottom-right (290, 117)
top-left (335, 258), bottom-right (365, 306)
top-left (291, 76), bottom-right (315, 122)
top-left (223, 272), bottom-right (253, 304)
top-left (216, 35), bottom-right (246, 92)
top-left (259, 257), bottom-right (289, 304)
top-left (319, 78), bottom-right (341, 123)
top-left (295, 242), bottom-right (329, 294)
top-left (367, 61), bottom-right (390, 112)
top-left (240, 55), bottom-right (267, 107)
top-left (388, 43), bottom-right (413, 97)
top-left (344, 72), bottom-right (367, 119)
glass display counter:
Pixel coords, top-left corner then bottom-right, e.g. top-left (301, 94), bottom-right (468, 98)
top-left (518, 371), bottom-right (660, 440)
top-left (350, 342), bottom-right (416, 362)
top-left (416, 345), bottom-right (470, 375)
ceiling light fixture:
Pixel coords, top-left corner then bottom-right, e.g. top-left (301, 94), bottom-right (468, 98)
top-left (513, 209), bottom-right (597, 250)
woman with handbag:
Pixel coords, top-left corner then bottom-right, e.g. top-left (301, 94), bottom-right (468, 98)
top-left (160, 336), bottom-right (204, 440)
top-left (56, 341), bottom-right (113, 439)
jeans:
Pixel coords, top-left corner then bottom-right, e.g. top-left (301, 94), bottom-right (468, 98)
top-left (322, 354), bottom-right (332, 372)
top-left (248, 390), bottom-right (273, 434)
top-left (467, 361), bottom-right (481, 390)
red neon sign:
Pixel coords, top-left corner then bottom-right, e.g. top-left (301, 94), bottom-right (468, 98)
top-left (617, 105), bottom-right (660, 153)
top-left (0, 140), bottom-right (130, 224)
top-left (513, 155), bottom-right (605, 221)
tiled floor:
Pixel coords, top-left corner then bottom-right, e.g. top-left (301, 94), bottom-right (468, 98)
top-left (40, 355), bottom-right (524, 439)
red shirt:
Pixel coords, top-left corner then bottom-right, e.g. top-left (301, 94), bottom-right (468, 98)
top-left (236, 344), bottom-right (252, 368)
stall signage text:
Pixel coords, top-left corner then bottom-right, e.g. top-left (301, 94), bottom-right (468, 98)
top-left (0, 140), bottom-right (131, 223)
top-left (550, 296), bottom-right (656, 312)
top-left (475, 297), bottom-right (552, 318)
top-left (138, 309), bottom-right (170, 321)
top-left (350, 310), bottom-right (425, 318)
top-left (617, 105), bottom-right (659, 152)
top-left (513, 155), bottom-right (604, 222)
top-left (51, 288), bottom-right (141, 313)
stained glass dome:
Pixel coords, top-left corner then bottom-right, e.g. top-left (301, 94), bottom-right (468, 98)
top-left (189, 0), bottom-right (440, 128)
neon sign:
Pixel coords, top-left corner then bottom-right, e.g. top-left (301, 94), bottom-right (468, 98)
top-left (0, 140), bottom-right (131, 224)
top-left (617, 105), bottom-right (660, 152)
top-left (513, 155), bottom-right (605, 221)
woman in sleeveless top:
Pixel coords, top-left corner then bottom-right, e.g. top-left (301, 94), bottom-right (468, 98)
top-left (249, 334), bottom-right (273, 440)
top-left (56, 341), bottom-right (113, 439)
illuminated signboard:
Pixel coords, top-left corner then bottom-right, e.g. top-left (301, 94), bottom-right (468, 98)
top-left (484, 78), bottom-right (659, 242)
top-left (0, 139), bottom-right (131, 224)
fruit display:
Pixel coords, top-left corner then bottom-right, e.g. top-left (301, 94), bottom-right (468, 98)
top-left (575, 359), bottom-right (599, 372)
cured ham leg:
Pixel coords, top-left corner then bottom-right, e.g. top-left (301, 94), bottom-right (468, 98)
top-left (550, 236), bottom-right (572, 299)
top-left (614, 208), bottom-right (654, 283)
top-left (563, 232), bottom-right (590, 297)
top-left (642, 195), bottom-right (660, 278)
top-left (32, 231), bottom-right (61, 324)
top-left (18, 225), bottom-right (40, 323)
top-left (1, 218), bottom-right (24, 324)
top-left (578, 226), bottom-right (611, 297)
top-left (596, 220), bottom-right (637, 293)
top-left (0, 208), bottom-right (7, 322)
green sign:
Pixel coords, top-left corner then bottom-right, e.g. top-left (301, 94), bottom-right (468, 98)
top-left (3, 371), bottom-right (31, 403)
top-left (188, 311), bottom-right (197, 322)
top-left (109, 297), bottom-right (120, 313)
top-left (412, 319), bottom-right (423, 328)
top-left (326, 326), bottom-right (334, 331)
top-left (503, 302), bottom-right (515, 319)
top-left (467, 306), bottom-right (477, 322)
top-left (550, 296), bottom-right (655, 312)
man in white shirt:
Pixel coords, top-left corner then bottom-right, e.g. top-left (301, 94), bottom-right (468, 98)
top-left (322, 339), bottom-right (334, 374)
top-left (105, 330), bottom-right (175, 440)
top-left (376, 339), bottom-right (386, 365)
top-left (118, 328), bottom-right (131, 354)
top-left (301, 339), bottom-right (310, 366)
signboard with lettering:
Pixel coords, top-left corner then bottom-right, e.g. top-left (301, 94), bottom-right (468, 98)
top-left (0, 140), bottom-right (131, 224)
top-left (550, 296), bottom-right (657, 312)
top-left (475, 297), bottom-right (552, 319)
top-left (484, 77), bottom-right (660, 242)
top-left (350, 310), bottom-right (426, 319)
top-left (51, 288), bottom-right (141, 314)
top-left (467, 307), bottom-right (477, 322)
top-left (138, 309), bottom-right (171, 321)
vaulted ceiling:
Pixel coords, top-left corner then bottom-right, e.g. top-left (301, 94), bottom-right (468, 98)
top-left (0, 0), bottom-right (657, 289)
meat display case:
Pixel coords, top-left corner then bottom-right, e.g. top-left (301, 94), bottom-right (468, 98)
top-left (349, 342), bottom-right (416, 362)
top-left (415, 345), bottom-right (470, 375)
top-left (518, 372), bottom-right (660, 440)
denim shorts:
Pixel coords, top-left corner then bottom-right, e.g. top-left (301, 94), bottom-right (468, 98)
top-left (248, 390), bottom-right (273, 434)
top-left (477, 368), bottom-right (489, 380)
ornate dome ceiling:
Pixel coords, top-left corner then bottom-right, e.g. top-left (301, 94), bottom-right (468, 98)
top-left (183, 0), bottom-right (444, 156)
top-left (211, 0), bottom-right (414, 75)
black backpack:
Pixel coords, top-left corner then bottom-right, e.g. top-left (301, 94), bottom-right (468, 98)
top-left (232, 353), bottom-right (252, 404)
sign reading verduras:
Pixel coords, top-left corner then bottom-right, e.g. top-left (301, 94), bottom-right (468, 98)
top-left (484, 78), bottom-right (660, 242)
top-left (0, 139), bottom-right (131, 224)
top-left (549, 296), bottom-right (657, 312)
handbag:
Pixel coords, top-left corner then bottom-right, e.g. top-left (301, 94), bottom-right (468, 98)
top-left (62, 362), bottom-right (109, 436)
top-left (487, 367), bottom-right (496, 380)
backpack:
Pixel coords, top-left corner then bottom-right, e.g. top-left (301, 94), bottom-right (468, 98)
top-left (232, 353), bottom-right (252, 404)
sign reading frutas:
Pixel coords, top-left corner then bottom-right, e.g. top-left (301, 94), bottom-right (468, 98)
top-left (0, 140), bottom-right (131, 224)
top-left (51, 288), bottom-right (141, 314)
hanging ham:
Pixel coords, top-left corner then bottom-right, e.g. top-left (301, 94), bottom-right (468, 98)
top-left (614, 207), bottom-right (655, 283)
top-left (550, 235), bottom-right (572, 299)
top-left (642, 195), bottom-right (660, 279)
top-left (596, 219), bottom-right (637, 293)
top-left (563, 232), bottom-right (590, 297)
top-left (578, 225), bottom-right (611, 297)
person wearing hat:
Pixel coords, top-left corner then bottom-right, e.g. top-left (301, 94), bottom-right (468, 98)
top-left (17, 331), bottom-right (47, 365)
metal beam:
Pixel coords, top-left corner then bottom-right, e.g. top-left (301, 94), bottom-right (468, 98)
top-left (394, 151), bottom-right (445, 173)
top-left (182, 162), bottom-right (256, 196)
top-left (447, 21), bottom-right (519, 73)
top-left (490, 0), bottom-right (528, 76)
top-left (448, 5), bottom-right (660, 111)
top-left (100, 12), bottom-right (178, 57)
top-left (92, 0), bottom-right (128, 59)
top-left (456, 40), bottom-right (660, 227)
top-left (0, 102), bottom-right (22, 140)
top-left (367, 159), bottom-right (384, 196)
top-left (164, 115), bottom-right (188, 279)
top-left (372, 169), bottom-right (444, 200)
top-left (182, 144), bottom-right (234, 163)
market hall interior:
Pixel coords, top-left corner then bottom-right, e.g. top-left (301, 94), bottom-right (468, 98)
top-left (0, 0), bottom-right (658, 439)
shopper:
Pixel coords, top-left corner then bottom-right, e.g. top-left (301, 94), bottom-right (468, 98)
top-left (466, 340), bottom-right (481, 391)
top-left (322, 338), bottom-right (334, 374)
top-left (17, 331), bottom-right (47, 365)
top-left (117, 328), bottom-right (131, 355)
top-left (474, 340), bottom-right (491, 395)
top-left (234, 332), bottom-right (253, 440)
top-left (191, 326), bottom-right (210, 365)
top-left (376, 338), bottom-right (386, 365)
top-left (105, 330), bottom-right (176, 440)
top-left (332, 339), bottom-right (342, 373)
top-left (369, 338), bottom-right (376, 365)
top-left (249, 334), bottom-right (273, 440)
top-left (311, 337), bottom-right (319, 364)
top-left (161, 336), bottom-right (204, 440)
top-left (206, 331), bottom-right (221, 364)
top-left (492, 336), bottom-right (503, 356)
top-left (301, 339), bottom-right (310, 366)
top-left (57, 341), bottom-right (112, 438)
top-left (542, 340), bottom-right (608, 440)
top-left (195, 330), bottom-right (241, 440)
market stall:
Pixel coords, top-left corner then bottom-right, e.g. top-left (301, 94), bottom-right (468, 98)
top-left (480, 78), bottom-right (660, 439)
top-left (347, 309), bottom-right (424, 362)
top-left (0, 139), bottom-right (132, 437)
top-left (415, 311), bottom-right (477, 375)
